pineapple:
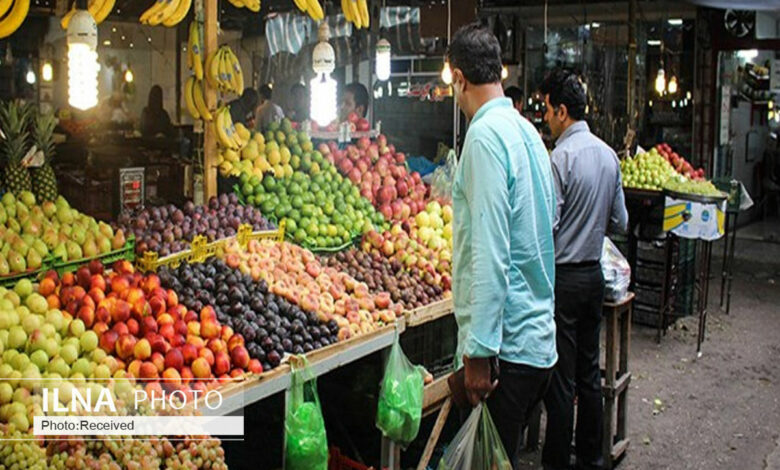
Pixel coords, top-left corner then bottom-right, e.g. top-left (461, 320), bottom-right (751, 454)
top-left (0, 101), bottom-right (32, 195)
top-left (31, 110), bottom-right (58, 202)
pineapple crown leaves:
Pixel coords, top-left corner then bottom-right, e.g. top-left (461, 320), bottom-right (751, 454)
top-left (32, 111), bottom-right (57, 162)
top-left (0, 100), bottom-right (33, 166)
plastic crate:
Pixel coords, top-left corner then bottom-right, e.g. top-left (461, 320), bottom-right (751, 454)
top-left (0, 265), bottom-right (50, 288)
top-left (51, 236), bottom-right (136, 276)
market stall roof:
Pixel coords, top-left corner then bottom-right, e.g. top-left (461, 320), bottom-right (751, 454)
top-left (683, 0), bottom-right (780, 10)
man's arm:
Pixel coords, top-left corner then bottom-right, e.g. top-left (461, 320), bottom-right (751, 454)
top-left (550, 150), bottom-right (567, 235)
top-left (609, 165), bottom-right (629, 234)
top-left (461, 138), bottom-right (511, 359)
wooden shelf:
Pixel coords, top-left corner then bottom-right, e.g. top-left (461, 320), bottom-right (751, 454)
top-left (404, 297), bottom-right (454, 327)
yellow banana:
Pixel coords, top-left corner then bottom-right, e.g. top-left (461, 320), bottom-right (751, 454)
top-left (162, 0), bottom-right (191, 26)
top-left (140, 0), bottom-right (165, 24)
top-left (226, 0), bottom-right (243, 7)
top-left (0, 0), bottom-right (30, 39)
top-left (60, 0), bottom-right (100, 30)
top-left (189, 22), bottom-right (204, 80)
top-left (246, 0), bottom-right (260, 12)
top-left (348, 0), bottom-right (361, 28)
top-left (214, 108), bottom-right (230, 148)
top-left (0, 0), bottom-right (12, 19)
top-left (217, 107), bottom-right (239, 150)
top-left (341, 0), bottom-right (352, 22)
top-left (357, 0), bottom-right (369, 28)
top-left (226, 48), bottom-right (243, 93)
top-left (94, 0), bottom-right (115, 23)
top-left (307, 0), bottom-right (324, 20)
top-left (193, 79), bottom-right (213, 121)
top-left (217, 48), bottom-right (231, 92)
top-left (184, 77), bottom-right (200, 120)
top-left (205, 49), bottom-right (220, 89)
top-left (149, 0), bottom-right (179, 26)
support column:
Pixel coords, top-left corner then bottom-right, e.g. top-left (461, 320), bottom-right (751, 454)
top-left (626, 0), bottom-right (637, 137)
top-left (203, 0), bottom-right (219, 199)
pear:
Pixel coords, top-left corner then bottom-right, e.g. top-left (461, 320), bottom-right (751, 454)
top-left (98, 222), bottom-right (114, 239)
top-left (52, 243), bottom-right (67, 262)
top-left (11, 239), bottom-right (29, 257)
top-left (26, 249), bottom-right (42, 270)
top-left (0, 205), bottom-right (6, 225)
top-left (42, 229), bottom-right (59, 250)
top-left (5, 202), bottom-right (15, 219)
top-left (41, 201), bottom-right (56, 218)
top-left (21, 220), bottom-right (41, 238)
top-left (0, 255), bottom-right (9, 276)
top-left (15, 202), bottom-right (29, 221)
top-left (21, 234), bottom-right (34, 248)
top-left (1, 192), bottom-right (15, 207)
top-left (54, 195), bottom-right (69, 209)
top-left (111, 230), bottom-right (126, 250)
top-left (30, 206), bottom-right (44, 220)
top-left (3, 230), bottom-right (15, 244)
top-left (96, 234), bottom-right (111, 254)
top-left (7, 250), bottom-right (25, 273)
top-left (70, 227), bottom-right (86, 246)
top-left (59, 225), bottom-right (72, 238)
top-left (82, 238), bottom-right (98, 258)
top-left (6, 217), bottom-right (19, 233)
top-left (56, 206), bottom-right (73, 224)
top-left (32, 240), bottom-right (48, 258)
top-left (65, 241), bottom-right (82, 261)
top-left (0, 244), bottom-right (8, 258)
top-left (18, 191), bottom-right (35, 208)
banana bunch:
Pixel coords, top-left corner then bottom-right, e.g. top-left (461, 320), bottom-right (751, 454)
top-left (187, 22), bottom-right (204, 81)
top-left (60, 0), bottom-right (114, 29)
top-left (226, 0), bottom-right (260, 12)
top-left (341, 0), bottom-right (369, 29)
top-left (0, 0), bottom-right (29, 39)
top-left (184, 77), bottom-right (213, 121)
top-left (139, 0), bottom-right (193, 27)
top-left (205, 46), bottom-right (244, 95)
top-left (293, 0), bottom-right (324, 21)
top-left (214, 106), bottom-right (250, 152)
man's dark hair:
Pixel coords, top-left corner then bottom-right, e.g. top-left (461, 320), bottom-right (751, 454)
top-left (504, 86), bottom-right (524, 106)
top-left (446, 22), bottom-right (502, 85)
top-left (258, 84), bottom-right (273, 100)
top-left (539, 69), bottom-right (587, 121)
top-left (344, 82), bottom-right (369, 117)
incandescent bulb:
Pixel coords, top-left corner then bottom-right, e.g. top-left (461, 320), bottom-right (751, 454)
top-left (441, 61), bottom-right (452, 85)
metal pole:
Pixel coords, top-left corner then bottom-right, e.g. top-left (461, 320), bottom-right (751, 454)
top-left (627, 0), bottom-right (637, 135)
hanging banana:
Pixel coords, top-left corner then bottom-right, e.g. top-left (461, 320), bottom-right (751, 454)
top-left (61, 0), bottom-right (106, 30)
top-left (184, 77), bottom-right (201, 120)
top-left (139, 0), bottom-right (192, 27)
top-left (192, 79), bottom-right (213, 121)
top-left (228, 0), bottom-right (261, 12)
top-left (205, 45), bottom-right (243, 95)
top-left (357, 0), bottom-right (369, 28)
top-left (0, 0), bottom-right (13, 19)
top-left (0, 0), bottom-right (30, 39)
top-left (188, 22), bottom-right (204, 81)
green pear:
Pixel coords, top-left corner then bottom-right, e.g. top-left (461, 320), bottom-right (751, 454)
top-left (41, 201), bottom-right (56, 218)
top-left (56, 206), bottom-right (73, 224)
top-left (2, 230), bottom-right (15, 244)
top-left (0, 205), bottom-right (6, 225)
top-left (98, 222), bottom-right (114, 239)
top-left (42, 229), bottom-right (58, 250)
top-left (29, 206), bottom-right (43, 220)
top-left (65, 241), bottom-right (82, 261)
top-left (70, 227), bottom-right (86, 246)
top-left (96, 234), bottom-right (111, 254)
top-left (21, 234), bottom-right (34, 248)
top-left (11, 239), bottom-right (28, 257)
top-left (52, 243), bottom-right (67, 262)
top-left (15, 202), bottom-right (29, 222)
top-left (6, 250), bottom-right (25, 273)
top-left (82, 238), bottom-right (98, 258)
top-left (54, 195), bottom-right (69, 210)
top-left (0, 255), bottom-right (9, 276)
top-left (32, 240), bottom-right (48, 258)
top-left (21, 220), bottom-right (41, 238)
top-left (18, 191), bottom-right (35, 208)
top-left (26, 250), bottom-right (42, 270)
top-left (1, 192), bottom-right (15, 207)
top-left (6, 217), bottom-right (19, 233)
top-left (4, 202), bottom-right (15, 219)
top-left (59, 225), bottom-right (72, 238)
top-left (0, 243), bottom-right (9, 258)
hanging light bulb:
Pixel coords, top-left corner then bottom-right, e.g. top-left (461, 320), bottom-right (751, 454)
top-left (41, 61), bottom-right (53, 82)
top-left (26, 68), bottom-right (36, 85)
top-left (310, 23), bottom-right (337, 127)
top-left (501, 65), bottom-right (509, 81)
top-left (441, 61), bottom-right (452, 85)
top-left (67, 0), bottom-right (99, 110)
top-left (375, 38), bottom-right (391, 81)
top-left (124, 68), bottom-right (134, 83)
top-left (668, 75), bottom-right (678, 94)
top-left (655, 68), bottom-right (666, 95)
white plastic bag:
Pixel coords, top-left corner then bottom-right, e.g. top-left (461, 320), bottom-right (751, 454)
top-left (602, 237), bottom-right (631, 302)
top-left (437, 403), bottom-right (512, 470)
top-left (430, 150), bottom-right (457, 203)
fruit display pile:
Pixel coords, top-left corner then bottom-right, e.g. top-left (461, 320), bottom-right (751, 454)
top-left (113, 194), bottom-right (272, 257)
top-left (221, 239), bottom-right (401, 340)
top-left (319, 249), bottom-right (446, 309)
top-left (662, 175), bottom-right (724, 198)
top-left (219, 119), bottom-right (305, 179)
top-left (158, 258), bottom-right (339, 371)
top-left (620, 150), bottom-right (679, 191)
top-left (0, 192), bottom-right (127, 277)
top-left (653, 143), bottom-right (706, 181)
top-left (325, 136), bottom-right (429, 221)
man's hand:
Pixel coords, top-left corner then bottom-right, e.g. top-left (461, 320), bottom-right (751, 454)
top-left (463, 356), bottom-right (498, 406)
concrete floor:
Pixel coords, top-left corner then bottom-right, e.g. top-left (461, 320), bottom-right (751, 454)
top-left (518, 221), bottom-right (780, 470)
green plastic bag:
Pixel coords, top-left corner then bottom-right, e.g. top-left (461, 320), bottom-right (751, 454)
top-left (376, 338), bottom-right (424, 447)
top-left (437, 403), bottom-right (512, 470)
top-left (285, 357), bottom-right (328, 470)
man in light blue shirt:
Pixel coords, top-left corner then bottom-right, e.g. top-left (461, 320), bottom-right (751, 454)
top-left (448, 22), bottom-right (558, 465)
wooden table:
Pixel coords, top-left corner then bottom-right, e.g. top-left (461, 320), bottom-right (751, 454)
top-left (602, 292), bottom-right (633, 468)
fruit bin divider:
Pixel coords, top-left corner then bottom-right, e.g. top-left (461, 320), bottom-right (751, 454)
top-left (50, 235), bottom-right (137, 276)
top-left (0, 257), bottom-right (55, 287)
top-left (135, 223), bottom-right (285, 273)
